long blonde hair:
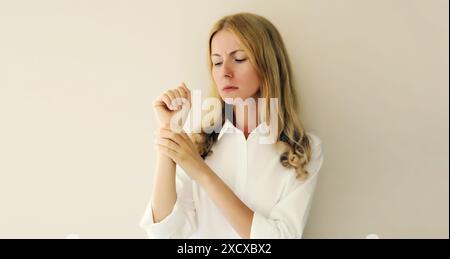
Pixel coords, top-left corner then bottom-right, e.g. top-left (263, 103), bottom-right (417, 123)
top-left (191, 12), bottom-right (313, 180)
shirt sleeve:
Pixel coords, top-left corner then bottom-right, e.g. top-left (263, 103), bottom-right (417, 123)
top-left (250, 133), bottom-right (324, 239)
top-left (139, 165), bottom-right (197, 238)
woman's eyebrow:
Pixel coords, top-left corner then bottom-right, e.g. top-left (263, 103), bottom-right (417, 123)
top-left (211, 49), bottom-right (245, 57)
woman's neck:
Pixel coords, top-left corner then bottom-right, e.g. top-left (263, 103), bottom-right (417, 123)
top-left (232, 98), bottom-right (260, 139)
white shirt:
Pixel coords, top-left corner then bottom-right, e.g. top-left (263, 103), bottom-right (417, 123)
top-left (140, 119), bottom-right (324, 239)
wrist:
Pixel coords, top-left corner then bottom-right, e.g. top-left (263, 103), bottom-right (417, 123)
top-left (196, 163), bottom-right (215, 186)
top-left (158, 123), bottom-right (171, 130)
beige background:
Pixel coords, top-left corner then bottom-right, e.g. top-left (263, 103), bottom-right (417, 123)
top-left (0, 0), bottom-right (448, 239)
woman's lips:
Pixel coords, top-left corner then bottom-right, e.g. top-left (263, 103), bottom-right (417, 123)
top-left (222, 86), bottom-right (239, 92)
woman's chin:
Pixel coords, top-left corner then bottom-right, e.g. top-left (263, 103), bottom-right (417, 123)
top-left (221, 93), bottom-right (244, 104)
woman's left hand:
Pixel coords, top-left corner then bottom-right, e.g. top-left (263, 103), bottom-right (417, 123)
top-left (154, 127), bottom-right (210, 182)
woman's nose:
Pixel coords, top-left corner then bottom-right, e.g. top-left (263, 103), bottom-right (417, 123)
top-left (222, 61), bottom-right (233, 78)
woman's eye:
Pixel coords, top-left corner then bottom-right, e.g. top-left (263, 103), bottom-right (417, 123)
top-left (213, 59), bottom-right (246, 67)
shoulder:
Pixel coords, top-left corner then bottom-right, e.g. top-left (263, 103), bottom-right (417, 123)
top-left (278, 132), bottom-right (325, 196)
top-left (306, 132), bottom-right (322, 148)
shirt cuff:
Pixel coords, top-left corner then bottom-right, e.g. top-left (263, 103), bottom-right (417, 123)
top-left (139, 201), bottom-right (186, 239)
top-left (250, 212), bottom-right (303, 239)
top-left (250, 212), bottom-right (277, 239)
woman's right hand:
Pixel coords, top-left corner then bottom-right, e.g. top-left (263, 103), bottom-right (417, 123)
top-left (152, 82), bottom-right (191, 129)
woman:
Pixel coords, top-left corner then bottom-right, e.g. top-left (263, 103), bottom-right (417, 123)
top-left (140, 12), bottom-right (324, 239)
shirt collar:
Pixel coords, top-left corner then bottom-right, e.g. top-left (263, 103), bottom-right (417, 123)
top-left (217, 118), bottom-right (275, 142)
top-left (217, 119), bottom-right (236, 141)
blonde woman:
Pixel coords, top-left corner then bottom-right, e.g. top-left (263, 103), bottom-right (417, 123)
top-left (140, 12), bottom-right (324, 239)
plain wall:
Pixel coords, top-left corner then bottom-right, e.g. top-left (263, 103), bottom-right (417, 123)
top-left (0, 0), bottom-right (448, 238)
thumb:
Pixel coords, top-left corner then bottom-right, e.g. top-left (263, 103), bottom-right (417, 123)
top-left (181, 82), bottom-right (191, 101)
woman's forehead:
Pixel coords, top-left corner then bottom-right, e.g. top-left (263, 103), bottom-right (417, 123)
top-left (211, 30), bottom-right (245, 55)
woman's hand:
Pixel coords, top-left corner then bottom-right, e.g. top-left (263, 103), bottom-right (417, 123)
top-left (152, 82), bottom-right (191, 129)
top-left (154, 127), bottom-right (210, 182)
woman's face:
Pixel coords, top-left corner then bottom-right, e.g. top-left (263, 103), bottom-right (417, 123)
top-left (211, 30), bottom-right (261, 102)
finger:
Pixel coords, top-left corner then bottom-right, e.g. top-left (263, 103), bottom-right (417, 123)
top-left (155, 138), bottom-right (179, 152)
top-left (171, 89), bottom-right (183, 109)
top-left (174, 129), bottom-right (193, 149)
top-left (154, 144), bottom-right (177, 159)
top-left (156, 128), bottom-right (186, 146)
top-left (177, 86), bottom-right (187, 99)
top-left (160, 94), bottom-right (172, 110)
top-left (181, 82), bottom-right (191, 102)
top-left (155, 133), bottom-right (180, 147)
top-left (152, 96), bottom-right (165, 107)
top-left (181, 82), bottom-right (189, 91)
top-left (176, 87), bottom-right (189, 107)
top-left (165, 90), bottom-right (176, 110)
top-left (178, 131), bottom-right (192, 144)
top-left (168, 90), bottom-right (181, 109)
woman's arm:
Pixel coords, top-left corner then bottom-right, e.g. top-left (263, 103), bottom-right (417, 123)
top-left (150, 143), bottom-right (177, 223)
top-left (150, 83), bottom-right (191, 223)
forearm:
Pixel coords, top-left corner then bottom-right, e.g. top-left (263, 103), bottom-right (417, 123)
top-left (151, 151), bottom-right (177, 223)
top-left (197, 164), bottom-right (254, 239)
